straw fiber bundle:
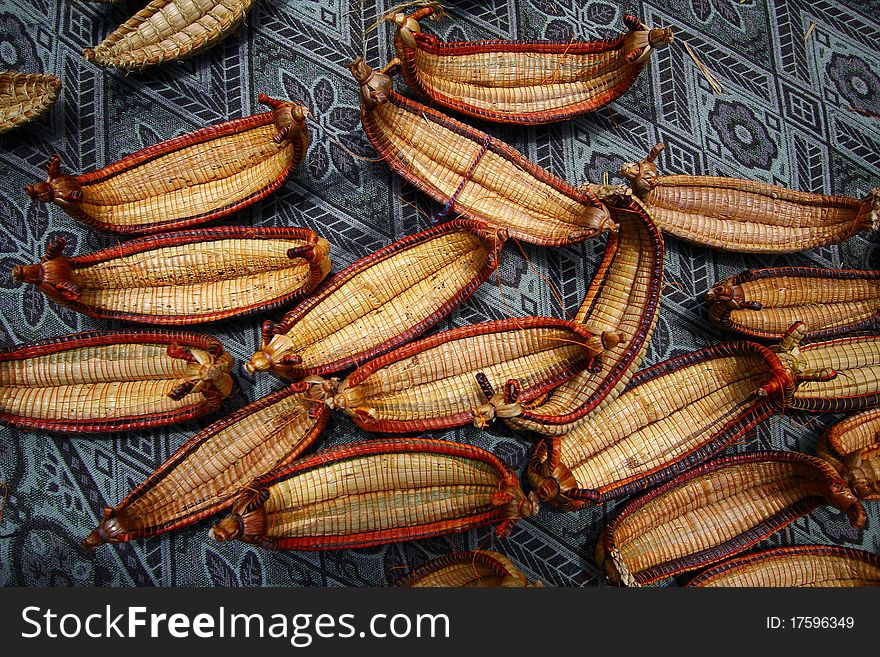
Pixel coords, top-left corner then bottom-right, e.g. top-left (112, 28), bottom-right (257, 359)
top-left (324, 317), bottom-right (623, 433)
top-left (389, 6), bottom-right (672, 125)
top-left (596, 452), bottom-right (865, 586)
top-left (687, 546), bottom-right (880, 587)
top-left (0, 330), bottom-right (233, 432)
top-left (84, 0), bottom-right (256, 70)
top-left (350, 57), bottom-right (615, 247)
top-left (209, 438), bottom-right (538, 550)
top-left (817, 408), bottom-right (880, 500)
top-left (0, 72), bottom-right (61, 134)
top-left (82, 383), bottom-right (329, 547)
top-left (248, 220), bottom-right (503, 379)
top-left (25, 96), bottom-right (309, 235)
top-left (707, 267), bottom-right (880, 340)
top-left (622, 144), bottom-right (880, 253)
top-left (393, 550), bottom-right (537, 587)
top-left (505, 194), bottom-right (664, 435)
top-left (528, 342), bottom-right (795, 508)
top-left (11, 227), bottom-right (331, 325)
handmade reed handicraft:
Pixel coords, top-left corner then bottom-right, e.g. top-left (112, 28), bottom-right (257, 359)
top-left (596, 451), bottom-right (865, 586)
top-left (504, 194), bottom-right (664, 435)
top-left (0, 330), bottom-right (233, 432)
top-left (323, 317), bottom-right (623, 433)
top-left (817, 408), bottom-right (880, 500)
top-left (25, 96), bottom-right (309, 235)
top-left (12, 227), bottom-right (330, 325)
top-left (248, 220), bottom-right (503, 379)
top-left (707, 267), bottom-right (880, 341)
top-left (82, 383), bottom-right (329, 548)
top-left (350, 57), bottom-right (616, 247)
top-left (393, 550), bottom-right (538, 587)
top-left (528, 342), bottom-right (794, 508)
top-left (209, 438), bottom-right (538, 550)
top-left (84, 0), bottom-right (256, 70)
top-left (686, 546), bottom-right (880, 587)
top-left (0, 72), bottom-right (61, 135)
top-left (387, 6), bottom-right (672, 125)
top-left (622, 144), bottom-right (880, 253)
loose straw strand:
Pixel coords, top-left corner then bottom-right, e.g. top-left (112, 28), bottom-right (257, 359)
top-left (803, 21), bottom-right (817, 42)
top-left (681, 41), bottom-right (722, 95)
top-left (366, 1), bottom-right (446, 34)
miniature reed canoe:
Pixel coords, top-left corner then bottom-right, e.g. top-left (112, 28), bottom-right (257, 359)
top-left (528, 342), bottom-right (794, 507)
top-left (210, 438), bottom-right (538, 550)
top-left (596, 451), bottom-right (865, 586)
top-left (687, 546), bottom-right (880, 587)
top-left (325, 317), bottom-right (622, 433)
top-left (0, 72), bottom-right (61, 134)
top-left (351, 57), bottom-right (615, 247)
top-left (817, 408), bottom-right (880, 500)
top-left (707, 267), bottom-right (880, 340)
top-left (622, 144), bottom-right (880, 253)
top-left (25, 96), bottom-right (309, 235)
top-left (84, 0), bottom-right (256, 70)
top-left (82, 382), bottom-right (329, 547)
top-left (12, 227), bottom-right (331, 325)
top-left (388, 6), bottom-right (672, 125)
top-left (504, 194), bottom-right (664, 435)
top-left (248, 220), bottom-right (502, 379)
top-left (393, 550), bottom-right (537, 587)
top-left (0, 330), bottom-right (232, 432)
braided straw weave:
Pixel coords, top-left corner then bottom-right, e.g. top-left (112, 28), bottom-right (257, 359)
top-left (621, 144), bottom-right (880, 253)
top-left (0, 330), bottom-right (232, 432)
top-left (12, 227), bottom-right (331, 325)
top-left (351, 57), bottom-right (614, 247)
top-left (505, 194), bottom-right (664, 434)
top-left (249, 220), bottom-right (502, 379)
top-left (707, 267), bottom-right (880, 340)
top-left (596, 452), bottom-right (864, 586)
top-left (816, 408), bottom-right (880, 500)
top-left (84, 0), bottom-right (256, 70)
top-left (391, 7), bottom-right (672, 124)
top-left (0, 72), bottom-right (61, 134)
top-left (25, 96), bottom-right (308, 235)
top-left (528, 342), bottom-right (793, 507)
top-left (82, 383), bottom-right (329, 548)
top-left (393, 550), bottom-right (536, 587)
top-left (687, 546), bottom-right (880, 587)
top-left (209, 438), bottom-right (538, 550)
top-left (328, 317), bottom-right (620, 433)
top-left (791, 335), bottom-right (880, 412)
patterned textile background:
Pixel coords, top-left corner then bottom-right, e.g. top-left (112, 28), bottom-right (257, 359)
top-left (1, 0), bottom-right (878, 587)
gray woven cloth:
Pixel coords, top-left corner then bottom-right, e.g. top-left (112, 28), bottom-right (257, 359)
top-left (0, 0), bottom-right (878, 587)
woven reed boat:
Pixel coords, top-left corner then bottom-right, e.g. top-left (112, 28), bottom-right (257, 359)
top-left (504, 194), bottom-right (664, 435)
top-left (622, 144), bottom-right (880, 253)
top-left (325, 317), bottom-right (622, 433)
top-left (210, 438), bottom-right (538, 550)
top-left (12, 227), bottom-right (331, 325)
top-left (82, 382), bottom-right (329, 547)
top-left (707, 267), bottom-right (880, 340)
top-left (0, 330), bottom-right (232, 432)
top-left (0, 72), bottom-right (61, 134)
top-left (817, 408), bottom-right (880, 500)
top-left (387, 5), bottom-right (672, 125)
top-left (25, 96), bottom-right (309, 235)
top-left (84, 0), bottom-right (256, 70)
top-left (351, 57), bottom-right (615, 247)
top-left (687, 546), bottom-right (880, 587)
top-left (596, 451), bottom-right (865, 586)
top-left (393, 550), bottom-right (538, 587)
top-left (248, 220), bottom-right (503, 379)
top-left (528, 342), bottom-right (794, 508)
